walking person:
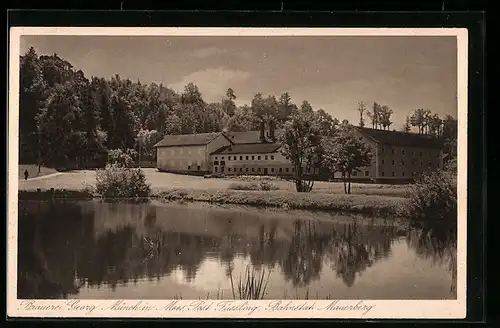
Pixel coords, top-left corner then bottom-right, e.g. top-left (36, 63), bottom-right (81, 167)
top-left (24, 169), bottom-right (29, 180)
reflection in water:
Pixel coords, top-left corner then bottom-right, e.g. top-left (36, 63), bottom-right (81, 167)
top-left (17, 200), bottom-right (457, 300)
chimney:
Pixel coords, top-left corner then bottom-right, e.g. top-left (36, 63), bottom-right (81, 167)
top-left (269, 121), bottom-right (276, 141)
top-left (260, 121), bottom-right (265, 142)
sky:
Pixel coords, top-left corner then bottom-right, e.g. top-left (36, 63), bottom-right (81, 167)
top-left (20, 35), bottom-right (457, 128)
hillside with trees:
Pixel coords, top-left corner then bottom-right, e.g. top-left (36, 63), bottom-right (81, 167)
top-left (18, 48), bottom-right (457, 179)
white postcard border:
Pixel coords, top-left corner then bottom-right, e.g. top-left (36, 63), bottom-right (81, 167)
top-left (7, 27), bottom-right (468, 319)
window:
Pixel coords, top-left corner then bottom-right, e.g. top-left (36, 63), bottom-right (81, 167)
top-left (258, 156), bottom-right (261, 160)
top-left (220, 161), bottom-right (225, 166)
top-left (419, 151), bottom-right (423, 157)
top-left (271, 168), bottom-right (274, 173)
top-left (258, 168), bottom-right (261, 172)
top-left (240, 156), bottom-right (243, 160)
top-left (214, 167), bottom-right (218, 173)
top-left (279, 168), bottom-right (283, 173)
top-left (402, 160), bottom-right (405, 166)
top-left (352, 171), bottom-right (357, 176)
top-left (412, 172), bottom-right (415, 176)
top-left (246, 168), bottom-right (249, 172)
top-left (382, 160), bottom-right (385, 164)
top-left (365, 171), bottom-right (369, 177)
top-left (428, 162), bottom-right (432, 167)
top-left (392, 172), bottom-right (395, 177)
top-left (252, 168), bottom-right (255, 172)
top-left (402, 150), bottom-right (405, 155)
top-left (252, 156), bottom-right (255, 160)
top-left (197, 165), bottom-right (201, 171)
top-left (292, 168), bottom-right (295, 172)
top-left (437, 163), bottom-right (440, 169)
top-left (402, 171), bottom-right (405, 176)
top-left (221, 156), bottom-right (224, 160)
top-left (215, 157), bottom-right (218, 160)
top-left (265, 155), bottom-right (268, 160)
top-left (392, 149), bottom-right (395, 155)
top-left (246, 156), bottom-right (249, 160)
top-left (221, 167), bottom-right (225, 172)
top-left (285, 168), bottom-right (289, 172)
top-left (228, 168), bottom-right (231, 172)
top-left (228, 157), bottom-right (230, 161)
top-left (420, 161), bottom-right (423, 167)
top-left (271, 155), bottom-right (274, 160)
top-left (240, 168), bottom-right (243, 172)
top-left (381, 171), bottom-right (385, 176)
top-left (392, 160), bottom-right (395, 165)
top-left (213, 161), bottom-right (219, 165)
top-left (188, 165), bottom-right (191, 170)
top-left (381, 148), bottom-right (385, 153)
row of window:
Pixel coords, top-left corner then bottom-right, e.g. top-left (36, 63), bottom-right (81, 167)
top-left (187, 165), bottom-right (201, 171)
top-left (380, 171), bottom-right (418, 177)
top-left (214, 155), bottom-right (275, 161)
top-left (351, 171), bottom-right (370, 177)
top-left (381, 159), bottom-right (439, 168)
top-left (381, 148), bottom-right (439, 157)
top-left (215, 166), bottom-right (295, 173)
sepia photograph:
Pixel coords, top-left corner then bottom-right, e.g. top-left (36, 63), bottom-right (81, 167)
top-left (8, 27), bottom-right (467, 318)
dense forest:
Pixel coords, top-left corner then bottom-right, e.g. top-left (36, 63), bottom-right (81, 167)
top-left (18, 47), bottom-right (458, 171)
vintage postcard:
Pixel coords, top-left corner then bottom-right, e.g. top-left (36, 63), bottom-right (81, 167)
top-left (8, 27), bottom-right (467, 319)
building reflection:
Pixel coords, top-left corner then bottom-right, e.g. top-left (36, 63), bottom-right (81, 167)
top-left (17, 200), bottom-right (456, 299)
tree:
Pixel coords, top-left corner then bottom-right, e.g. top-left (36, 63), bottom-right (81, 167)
top-left (277, 92), bottom-right (296, 125)
top-left (357, 101), bottom-right (367, 127)
top-left (278, 110), bottom-right (323, 192)
top-left (402, 116), bottom-right (411, 132)
top-left (380, 105), bottom-right (393, 130)
top-left (323, 123), bottom-right (373, 194)
top-left (221, 88), bottom-right (237, 117)
top-left (315, 109), bottom-right (339, 137)
top-left (367, 102), bottom-right (382, 129)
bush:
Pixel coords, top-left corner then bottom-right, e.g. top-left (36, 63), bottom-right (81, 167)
top-left (228, 182), bottom-right (260, 191)
top-left (95, 166), bottom-right (151, 198)
top-left (228, 181), bottom-right (279, 191)
top-left (404, 170), bottom-right (457, 223)
top-left (107, 149), bottom-right (135, 168)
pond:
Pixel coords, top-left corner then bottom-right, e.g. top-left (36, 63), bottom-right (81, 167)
top-left (17, 200), bottom-right (457, 300)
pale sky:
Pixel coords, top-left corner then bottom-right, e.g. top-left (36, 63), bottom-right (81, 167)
top-left (20, 35), bottom-right (457, 128)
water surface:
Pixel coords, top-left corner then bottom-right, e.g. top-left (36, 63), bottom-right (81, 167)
top-left (18, 200), bottom-right (457, 300)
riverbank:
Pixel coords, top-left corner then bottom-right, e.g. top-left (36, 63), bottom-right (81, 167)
top-left (18, 187), bottom-right (407, 217)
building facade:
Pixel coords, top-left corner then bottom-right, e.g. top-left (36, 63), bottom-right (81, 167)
top-left (154, 132), bottom-right (232, 174)
top-left (333, 127), bottom-right (443, 183)
top-left (155, 125), bottom-right (443, 183)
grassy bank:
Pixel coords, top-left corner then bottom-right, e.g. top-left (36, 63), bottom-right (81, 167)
top-left (157, 188), bottom-right (406, 217)
top-left (18, 186), bottom-right (406, 217)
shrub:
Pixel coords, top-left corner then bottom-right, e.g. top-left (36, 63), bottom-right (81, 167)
top-left (259, 181), bottom-right (278, 191)
top-left (404, 170), bottom-right (457, 223)
top-left (228, 182), bottom-right (260, 191)
top-left (107, 149), bottom-right (134, 168)
top-left (228, 181), bottom-right (279, 191)
top-left (95, 166), bottom-right (151, 198)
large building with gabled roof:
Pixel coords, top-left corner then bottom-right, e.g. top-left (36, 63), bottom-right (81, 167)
top-left (154, 123), bottom-right (443, 183)
top-left (332, 127), bottom-right (444, 183)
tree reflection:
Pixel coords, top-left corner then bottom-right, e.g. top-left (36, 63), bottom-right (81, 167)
top-left (406, 221), bottom-right (457, 297)
top-left (18, 200), bottom-right (456, 299)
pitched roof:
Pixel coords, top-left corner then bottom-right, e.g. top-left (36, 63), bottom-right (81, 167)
top-left (211, 143), bottom-right (281, 155)
top-left (225, 129), bottom-right (283, 144)
top-left (154, 132), bottom-right (225, 147)
top-left (355, 127), bottom-right (442, 149)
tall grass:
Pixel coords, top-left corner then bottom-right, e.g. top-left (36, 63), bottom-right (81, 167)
top-left (229, 265), bottom-right (271, 300)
